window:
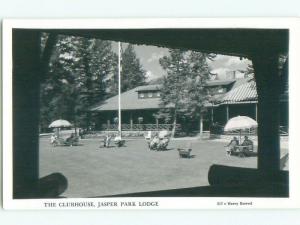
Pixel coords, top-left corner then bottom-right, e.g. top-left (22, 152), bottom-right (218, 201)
top-left (148, 92), bottom-right (153, 98)
top-left (218, 88), bottom-right (224, 93)
top-left (140, 93), bottom-right (145, 98)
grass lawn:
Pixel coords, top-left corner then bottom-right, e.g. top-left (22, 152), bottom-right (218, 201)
top-left (39, 137), bottom-right (258, 198)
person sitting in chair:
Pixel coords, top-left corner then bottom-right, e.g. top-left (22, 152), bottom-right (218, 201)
top-left (157, 137), bottom-right (170, 151)
top-left (225, 136), bottom-right (239, 154)
top-left (103, 134), bottom-right (112, 147)
top-left (66, 133), bottom-right (76, 146)
top-left (114, 134), bottom-right (125, 147)
top-left (149, 134), bottom-right (159, 150)
top-left (241, 136), bottom-right (254, 151)
top-left (50, 134), bottom-right (57, 144)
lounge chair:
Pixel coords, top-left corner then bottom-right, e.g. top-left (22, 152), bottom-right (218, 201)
top-left (65, 136), bottom-right (79, 146)
top-left (103, 135), bottom-right (112, 147)
top-left (114, 136), bottom-right (125, 147)
top-left (157, 138), bottom-right (170, 151)
top-left (52, 135), bottom-right (79, 147)
top-left (145, 131), bottom-right (152, 141)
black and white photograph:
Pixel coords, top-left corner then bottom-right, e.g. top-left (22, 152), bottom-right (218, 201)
top-left (2, 19), bottom-right (299, 209)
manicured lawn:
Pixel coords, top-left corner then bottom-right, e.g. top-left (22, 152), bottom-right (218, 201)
top-left (39, 137), bottom-right (257, 198)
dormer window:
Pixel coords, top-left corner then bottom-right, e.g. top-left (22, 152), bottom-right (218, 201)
top-left (218, 88), bottom-right (224, 93)
top-left (137, 86), bottom-right (162, 99)
top-left (138, 91), bottom-right (161, 99)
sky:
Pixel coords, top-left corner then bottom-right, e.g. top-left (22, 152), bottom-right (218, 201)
top-left (113, 42), bottom-right (252, 81)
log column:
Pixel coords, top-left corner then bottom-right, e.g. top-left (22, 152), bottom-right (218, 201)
top-left (225, 105), bottom-right (229, 121)
top-left (107, 119), bottom-right (110, 130)
top-left (130, 113), bottom-right (133, 131)
top-left (13, 30), bottom-right (41, 197)
top-left (252, 52), bottom-right (281, 172)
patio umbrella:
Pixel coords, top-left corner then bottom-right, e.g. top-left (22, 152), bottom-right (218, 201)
top-left (224, 116), bottom-right (258, 143)
top-left (49, 119), bottom-right (72, 128)
top-left (49, 119), bottom-right (72, 138)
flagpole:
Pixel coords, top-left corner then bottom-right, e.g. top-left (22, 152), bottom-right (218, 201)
top-left (118, 42), bottom-right (122, 137)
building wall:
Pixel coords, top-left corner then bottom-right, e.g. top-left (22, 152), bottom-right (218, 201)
top-left (228, 103), bottom-right (256, 120)
top-left (93, 102), bottom-right (288, 133)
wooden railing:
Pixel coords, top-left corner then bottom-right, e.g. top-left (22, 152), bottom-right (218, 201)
top-left (224, 127), bottom-right (257, 136)
top-left (101, 123), bottom-right (181, 131)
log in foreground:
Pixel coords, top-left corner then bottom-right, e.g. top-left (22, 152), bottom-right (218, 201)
top-left (14, 173), bottom-right (68, 199)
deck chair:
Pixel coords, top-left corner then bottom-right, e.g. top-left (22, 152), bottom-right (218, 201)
top-left (103, 135), bottom-right (112, 147)
top-left (145, 131), bottom-right (152, 141)
top-left (177, 142), bottom-right (192, 158)
top-left (158, 130), bottom-right (169, 139)
top-left (65, 135), bottom-right (79, 146)
top-left (114, 136), bottom-right (125, 147)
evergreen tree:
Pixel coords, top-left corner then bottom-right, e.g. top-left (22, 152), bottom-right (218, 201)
top-left (121, 44), bottom-right (146, 92)
top-left (39, 35), bottom-right (117, 131)
top-left (158, 49), bottom-right (214, 136)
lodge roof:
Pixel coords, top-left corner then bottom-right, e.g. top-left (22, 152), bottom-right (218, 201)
top-left (215, 77), bottom-right (288, 105)
top-left (91, 77), bottom-right (287, 111)
top-left (218, 79), bottom-right (258, 104)
top-left (90, 86), bottom-right (167, 111)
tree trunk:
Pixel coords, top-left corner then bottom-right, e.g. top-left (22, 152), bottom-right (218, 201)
top-left (171, 110), bottom-right (177, 137)
top-left (74, 111), bottom-right (78, 136)
top-left (199, 113), bottom-right (203, 137)
top-left (74, 121), bottom-right (78, 136)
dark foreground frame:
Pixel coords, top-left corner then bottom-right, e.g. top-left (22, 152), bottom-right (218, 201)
top-left (12, 27), bottom-right (289, 198)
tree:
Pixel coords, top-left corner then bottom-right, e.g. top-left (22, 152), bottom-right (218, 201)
top-left (75, 38), bottom-right (118, 128)
top-left (121, 44), bottom-right (146, 92)
top-left (158, 49), bottom-right (214, 137)
top-left (39, 35), bottom-right (117, 132)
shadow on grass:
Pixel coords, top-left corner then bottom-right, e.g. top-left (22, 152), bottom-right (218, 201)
top-left (52, 144), bottom-right (84, 148)
top-left (158, 147), bottom-right (176, 152)
top-left (229, 152), bottom-right (258, 158)
top-left (98, 145), bottom-right (130, 149)
top-left (177, 154), bottom-right (196, 159)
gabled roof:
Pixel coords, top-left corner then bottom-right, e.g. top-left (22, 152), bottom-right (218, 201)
top-left (90, 86), bottom-right (168, 111)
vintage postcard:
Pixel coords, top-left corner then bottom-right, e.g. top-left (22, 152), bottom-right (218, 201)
top-left (2, 18), bottom-right (300, 209)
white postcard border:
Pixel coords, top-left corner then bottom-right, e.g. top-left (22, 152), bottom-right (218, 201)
top-left (2, 18), bottom-right (300, 209)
